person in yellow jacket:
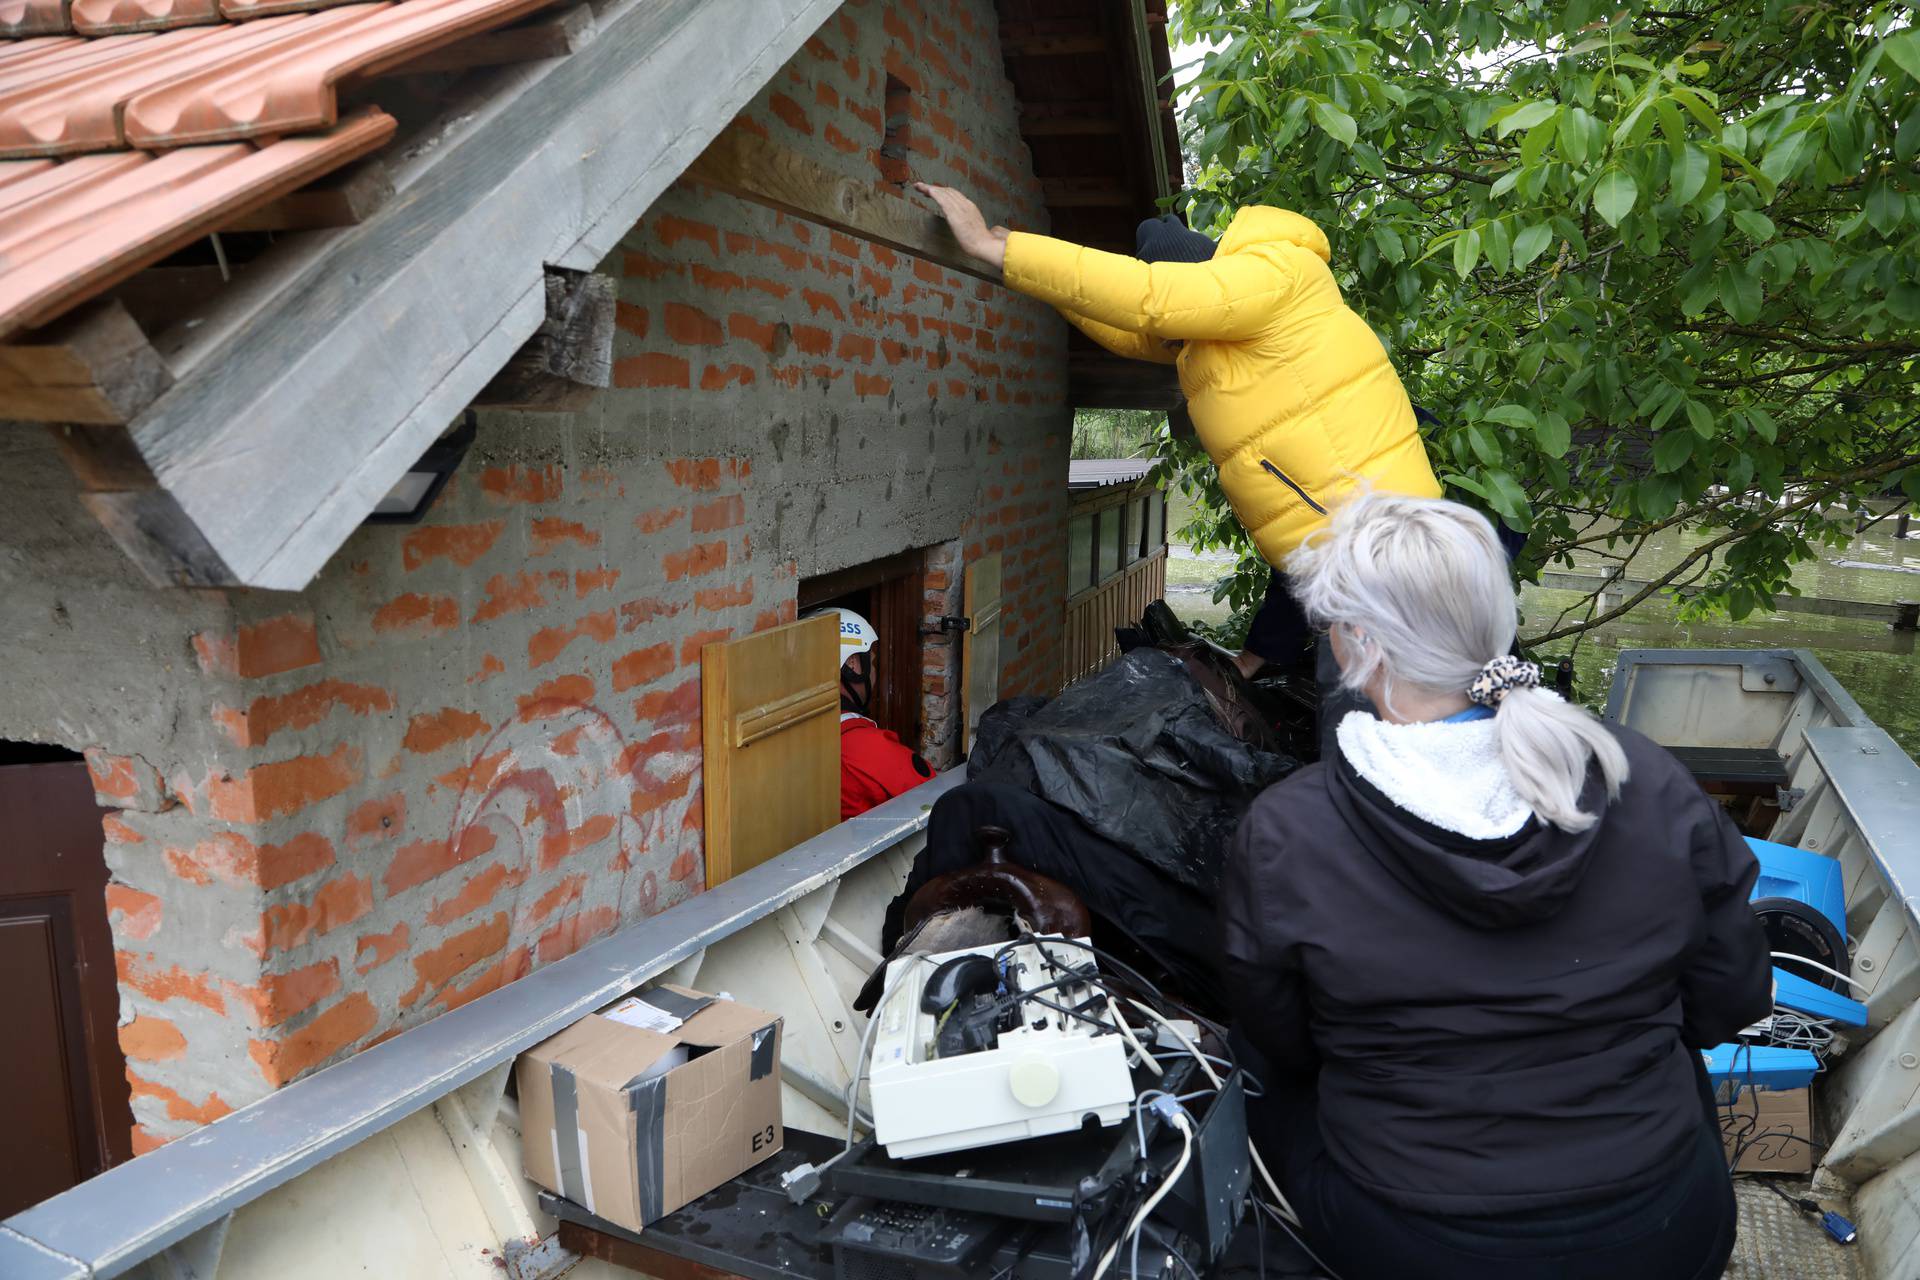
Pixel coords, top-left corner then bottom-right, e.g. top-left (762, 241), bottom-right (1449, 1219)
top-left (917, 183), bottom-right (1443, 678)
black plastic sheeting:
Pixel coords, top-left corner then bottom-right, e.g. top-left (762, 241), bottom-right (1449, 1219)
top-left (968, 649), bottom-right (1299, 895)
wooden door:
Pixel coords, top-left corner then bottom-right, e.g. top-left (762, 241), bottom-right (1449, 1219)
top-left (700, 615), bottom-right (842, 886)
top-left (961, 552), bottom-right (1004, 754)
top-left (866, 567), bottom-right (926, 750)
top-left (0, 754), bottom-right (131, 1216)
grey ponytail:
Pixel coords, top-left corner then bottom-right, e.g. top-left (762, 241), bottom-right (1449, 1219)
top-left (1286, 491), bottom-right (1628, 832)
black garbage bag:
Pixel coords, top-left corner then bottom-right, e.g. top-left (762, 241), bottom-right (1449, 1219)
top-left (968, 648), bottom-right (1298, 895)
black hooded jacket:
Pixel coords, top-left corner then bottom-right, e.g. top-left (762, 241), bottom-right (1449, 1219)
top-left (1219, 723), bottom-right (1772, 1215)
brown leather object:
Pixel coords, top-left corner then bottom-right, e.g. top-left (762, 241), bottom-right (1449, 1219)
top-left (900, 825), bottom-right (1091, 940)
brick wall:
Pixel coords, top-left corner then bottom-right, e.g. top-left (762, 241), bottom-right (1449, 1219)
top-left (0, 0), bottom-right (1071, 1151)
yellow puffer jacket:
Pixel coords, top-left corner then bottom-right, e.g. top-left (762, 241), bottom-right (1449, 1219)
top-left (1003, 207), bottom-right (1441, 566)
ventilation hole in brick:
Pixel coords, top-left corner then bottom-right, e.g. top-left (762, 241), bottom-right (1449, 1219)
top-left (879, 75), bottom-right (913, 186)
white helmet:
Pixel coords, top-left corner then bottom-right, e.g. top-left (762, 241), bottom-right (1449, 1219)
top-left (806, 607), bottom-right (878, 667)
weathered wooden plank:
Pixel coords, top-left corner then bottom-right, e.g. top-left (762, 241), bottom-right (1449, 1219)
top-left (1041, 177), bottom-right (1135, 207)
top-left (472, 268), bottom-right (616, 412)
top-left (1001, 31), bottom-right (1110, 57)
top-left (79, 490), bottom-right (239, 588)
top-left (683, 122), bottom-right (996, 284)
top-left (391, 2), bottom-right (596, 75)
top-left (0, 300), bottom-right (172, 425)
top-left (1018, 102), bottom-right (1124, 136)
top-left (127, 0), bottom-right (846, 590)
top-left (220, 159), bottom-right (396, 232)
top-left (45, 422), bottom-right (157, 490)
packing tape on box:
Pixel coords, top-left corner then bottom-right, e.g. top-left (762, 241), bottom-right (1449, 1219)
top-left (642, 988), bottom-right (714, 1023)
top-left (625, 1073), bottom-right (669, 1225)
top-left (749, 1024), bottom-right (777, 1080)
top-left (549, 1062), bottom-right (594, 1213)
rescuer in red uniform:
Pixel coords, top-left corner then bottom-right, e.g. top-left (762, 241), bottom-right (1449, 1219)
top-left (807, 607), bottom-right (936, 819)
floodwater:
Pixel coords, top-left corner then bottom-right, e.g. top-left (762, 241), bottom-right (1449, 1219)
top-left (1165, 513), bottom-right (1920, 759)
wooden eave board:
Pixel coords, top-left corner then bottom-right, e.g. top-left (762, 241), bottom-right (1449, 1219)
top-left (115, 0), bottom-right (841, 588)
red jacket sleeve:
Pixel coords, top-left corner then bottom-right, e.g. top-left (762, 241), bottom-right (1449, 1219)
top-left (840, 722), bottom-right (935, 819)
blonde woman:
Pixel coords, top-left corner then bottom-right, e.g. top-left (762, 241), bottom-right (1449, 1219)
top-left (1221, 492), bottom-right (1769, 1279)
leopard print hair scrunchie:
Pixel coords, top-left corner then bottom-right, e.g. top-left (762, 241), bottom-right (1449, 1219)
top-left (1467, 654), bottom-right (1542, 708)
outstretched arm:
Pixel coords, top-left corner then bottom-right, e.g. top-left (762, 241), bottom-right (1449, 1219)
top-left (1059, 309), bottom-right (1180, 364)
top-left (917, 183), bottom-right (1299, 343)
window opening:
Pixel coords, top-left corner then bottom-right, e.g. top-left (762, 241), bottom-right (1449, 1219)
top-left (798, 547), bottom-right (928, 749)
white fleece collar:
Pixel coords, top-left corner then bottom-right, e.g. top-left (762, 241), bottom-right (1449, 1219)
top-left (1335, 712), bottom-right (1532, 841)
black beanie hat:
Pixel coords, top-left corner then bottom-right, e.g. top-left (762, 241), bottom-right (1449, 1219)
top-left (1135, 214), bottom-right (1217, 263)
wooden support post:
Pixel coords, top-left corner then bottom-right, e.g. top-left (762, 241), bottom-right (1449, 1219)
top-left (472, 268), bottom-right (616, 412)
top-left (0, 299), bottom-right (173, 425)
top-left (683, 123), bottom-right (991, 283)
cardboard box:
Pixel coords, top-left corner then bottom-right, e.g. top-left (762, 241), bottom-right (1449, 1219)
top-left (518, 986), bottom-right (783, 1231)
top-left (1720, 1085), bottom-right (1814, 1174)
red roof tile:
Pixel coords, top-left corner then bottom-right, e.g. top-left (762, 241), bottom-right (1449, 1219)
top-left (0, 32), bottom-right (81, 64)
top-left (0, 21), bottom-right (310, 158)
top-left (0, 0), bottom-right (565, 338)
top-left (0, 107), bottom-right (393, 333)
top-left (0, 0), bottom-right (73, 38)
top-left (126, 0), bottom-right (553, 147)
top-left (71, 0), bottom-right (220, 36)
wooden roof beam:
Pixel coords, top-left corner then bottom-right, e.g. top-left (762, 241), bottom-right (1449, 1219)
top-left (103, 0), bottom-right (844, 590)
top-left (685, 122), bottom-right (993, 283)
top-left (219, 158), bottom-right (396, 233)
top-left (1018, 102), bottom-right (1124, 137)
top-left (1000, 29), bottom-right (1111, 58)
top-left (472, 268), bottom-right (616, 412)
top-left (0, 299), bottom-right (171, 426)
top-left (1041, 178), bottom-right (1135, 208)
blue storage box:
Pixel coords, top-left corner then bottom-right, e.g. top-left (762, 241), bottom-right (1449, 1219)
top-left (1746, 836), bottom-right (1847, 939)
top-left (1772, 967), bottom-right (1868, 1027)
top-left (1703, 1043), bottom-right (1820, 1093)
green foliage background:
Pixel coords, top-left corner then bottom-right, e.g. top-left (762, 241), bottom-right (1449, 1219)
top-left (1164, 0), bottom-right (1920, 644)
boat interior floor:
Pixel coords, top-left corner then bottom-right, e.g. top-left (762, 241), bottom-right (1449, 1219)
top-left (1727, 1178), bottom-right (1863, 1279)
top-left (546, 1131), bottom-right (1862, 1280)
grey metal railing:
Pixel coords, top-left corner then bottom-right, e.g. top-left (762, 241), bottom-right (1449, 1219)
top-left (0, 773), bottom-right (960, 1280)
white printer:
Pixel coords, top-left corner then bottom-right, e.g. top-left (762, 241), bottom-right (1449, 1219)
top-left (866, 937), bottom-right (1138, 1159)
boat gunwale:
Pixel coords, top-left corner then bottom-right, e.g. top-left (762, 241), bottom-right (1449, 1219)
top-left (0, 770), bottom-right (962, 1280)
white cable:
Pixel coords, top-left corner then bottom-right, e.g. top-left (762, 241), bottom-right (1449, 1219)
top-left (1771, 951), bottom-right (1871, 995)
top-left (1108, 997), bottom-right (1165, 1078)
top-left (1126, 998), bottom-right (1301, 1228)
top-left (830, 954), bottom-right (934, 1167)
top-left (1090, 1111), bottom-right (1193, 1280)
